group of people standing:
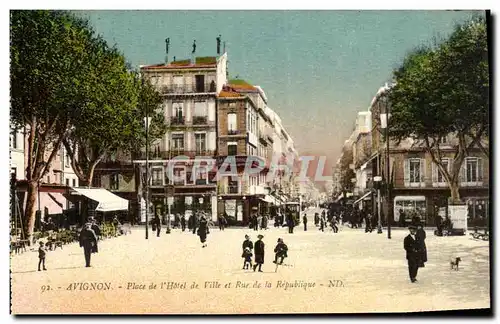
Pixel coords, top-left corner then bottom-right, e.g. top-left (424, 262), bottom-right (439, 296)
top-left (313, 210), bottom-right (340, 233)
top-left (241, 234), bottom-right (288, 272)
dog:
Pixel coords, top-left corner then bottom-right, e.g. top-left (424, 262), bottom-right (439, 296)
top-left (450, 257), bottom-right (462, 271)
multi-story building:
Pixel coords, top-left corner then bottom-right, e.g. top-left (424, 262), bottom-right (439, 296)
top-left (369, 84), bottom-right (489, 226)
top-left (216, 81), bottom-right (276, 223)
top-left (137, 54), bottom-right (228, 221)
top-left (10, 126), bottom-right (79, 228)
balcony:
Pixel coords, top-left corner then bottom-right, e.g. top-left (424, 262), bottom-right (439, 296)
top-left (192, 116), bottom-right (208, 125)
top-left (161, 82), bottom-right (217, 95)
top-left (227, 129), bottom-right (241, 135)
top-left (151, 179), bottom-right (164, 187)
top-left (170, 116), bottom-right (185, 125)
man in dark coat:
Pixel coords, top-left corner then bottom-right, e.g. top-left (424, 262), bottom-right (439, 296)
top-left (253, 234), bottom-right (265, 272)
top-left (416, 223), bottom-right (427, 267)
top-left (261, 215), bottom-right (268, 230)
top-left (89, 217), bottom-right (101, 240)
top-left (399, 209), bottom-right (406, 227)
top-left (435, 214), bottom-right (443, 236)
top-left (252, 213), bottom-right (259, 231)
top-left (218, 214), bottom-right (226, 231)
top-left (273, 238), bottom-right (288, 264)
top-left (303, 213), bottom-right (308, 231)
top-left (153, 215), bottom-right (161, 237)
top-left (79, 223), bottom-right (98, 268)
top-left (192, 213), bottom-right (198, 235)
top-left (404, 225), bottom-right (420, 283)
top-left (180, 214), bottom-right (186, 232)
top-left (314, 213), bottom-right (319, 227)
top-left (286, 213), bottom-right (295, 234)
top-left (197, 214), bottom-right (209, 248)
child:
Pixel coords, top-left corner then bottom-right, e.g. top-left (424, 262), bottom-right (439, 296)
top-left (38, 241), bottom-right (47, 271)
top-left (273, 238), bottom-right (288, 265)
top-left (242, 247), bottom-right (253, 270)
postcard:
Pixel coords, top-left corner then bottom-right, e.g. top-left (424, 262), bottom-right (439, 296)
top-left (9, 9), bottom-right (490, 314)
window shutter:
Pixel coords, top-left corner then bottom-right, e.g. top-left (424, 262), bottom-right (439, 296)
top-left (432, 161), bottom-right (438, 185)
top-left (404, 159), bottom-right (410, 187)
top-left (478, 158), bottom-right (483, 182)
top-left (460, 159), bottom-right (467, 184)
top-left (420, 158), bottom-right (426, 187)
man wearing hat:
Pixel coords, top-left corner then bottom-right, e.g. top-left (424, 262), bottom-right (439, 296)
top-left (88, 217), bottom-right (101, 241)
top-left (273, 238), bottom-right (288, 265)
top-left (404, 225), bottom-right (421, 283)
top-left (79, 222), bottom-right (98, 267)
top-left (242, 234), bottom-right (253, 253)
top-left (253, 234), bottom-right (265, 272)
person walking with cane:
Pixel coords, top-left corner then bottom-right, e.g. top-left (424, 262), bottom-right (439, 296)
top-left (79, 222), bottom-right (98, 268)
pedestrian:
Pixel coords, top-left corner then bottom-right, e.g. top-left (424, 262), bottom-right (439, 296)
top-left (404, 225), bottom-right (420, 283)
top-left (197, 214), bottom-right (209, 248)
top-left (399, 209), bottom-right (406, 227)
top-left (273, 238), bottom-right (288, 265)
top-left (303, 213), bottom-right (308, 231)
top-left (242, 247), bottom-right (253, 270)
top-left (79, 222), bottom-right (98, 268)
top-left (314, 213), bottom-right (319, 227)
top-left (192, 213), bottom-right (198, 235)
top-left (365, 213), bottom-right (373, 233)
top-left (252, 213), bottom-right (259, 231)
top-left (218, 214), bottom-right (226, 231)
top-left (253, 234), bottom-right (265, 272)
top-left (180, 214), bottom-right (186, 232)
top-left (287, 213), bottom-right (295, 234)
top-left (320, 214), bottom-right (325, 232)
top-left (416, 223), bottom-right (427, 267)
top-left (154, 214), bottom-right (161, 237)
top-left (38, 241), bottom-right (47, 271)
top-left (88, 217), bottom-right (101, 240)
top-left (261, 214), bottom-right (268, 230)
top-left (435, 214), bottom-right (443, 236)
top-left (331, 217), bottom-right (338, 233)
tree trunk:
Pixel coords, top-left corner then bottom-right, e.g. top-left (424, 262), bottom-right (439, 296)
top-left (449, 181), bottom-right (461, 205)
top-left (24, 181), bottom-right (38, 244)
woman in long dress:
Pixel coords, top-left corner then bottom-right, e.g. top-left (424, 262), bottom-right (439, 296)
top-left (197, 215), bottom-right (209, 248)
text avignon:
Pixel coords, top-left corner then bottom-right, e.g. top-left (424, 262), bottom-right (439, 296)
top-left (66, 282), bottom-right (112, 291)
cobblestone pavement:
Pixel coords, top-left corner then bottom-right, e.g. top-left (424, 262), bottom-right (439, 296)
top-left (10, 208), bottom-right (490, 314)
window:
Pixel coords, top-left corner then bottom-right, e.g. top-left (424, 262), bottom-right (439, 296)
top-left (195, 133), bottom-right (206, 154)
top-left (437, 159), bottom-right (449, 183)
top-left (228, 113), bottom-right (237, 133)
top-left (463, 157), bottom-right (483, 184)
top-left (72, 179), bottom-right (76, 187)
top-left (228, 142), bottom-right (237, 156)
top-left (66, 179), bottom-right (70, 186)
top-left (195, 75), bottom-right (205, 92)
top-left (439, 136), bottom-right (448, 144)
top-left (110, 174), bottom-right (119, 190)
top-left (171, 134), bottom-right (184, 150)
top-left (228, 179), bottom-right (239, 193)
top-left (65, 152), bottom-right (70, 168)
top-left (173, 75), bottom-right (184, 91)
top-left (172, 103), bottom-right (184, 124)
top-left (409, 159), bottom-right (421, 183)
top-left (404, 158), bottom-right (425, 187)
top-left (229, 102), bottom-right (236, 108)
top-left (152, 168), bottom-right (163, 186)
top-left (11, 130), bottom-right (17, 149)
top-left (194, 101), bottom-right (207, 117)
top-left (173, 167), bottom-right (186, 185)
top-left (195, 167), bottom-right (208, 185)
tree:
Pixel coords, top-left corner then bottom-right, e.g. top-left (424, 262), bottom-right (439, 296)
top-left (338, 147), bottom-right (355, 193)
top-left (63, 43), bottom-right (140, 188)
top-left (10, 10), bottom-right (95, 239)
top-left (388, 16), bottom-right (489, 203)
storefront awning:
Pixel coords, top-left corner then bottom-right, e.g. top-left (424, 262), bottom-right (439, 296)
top-left (353, 191), bottom-right (372, 205)
top-left (71, 188), bottom-right (129, 212)
top-left (262, 195), bottom-right (275, 204)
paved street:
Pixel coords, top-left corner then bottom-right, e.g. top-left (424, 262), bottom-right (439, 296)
top-left (11, 208), bottom-right (490, 314)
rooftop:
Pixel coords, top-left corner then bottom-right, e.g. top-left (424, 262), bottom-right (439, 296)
top-left (141, 57), bottom-right (217, 70)
top-left (227, 79), bottom-right (259, 92)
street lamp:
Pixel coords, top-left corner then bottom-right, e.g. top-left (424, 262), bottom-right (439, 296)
top-left (144, 116), bottom-right (152, 240)
top-left (380, 95), bottom-right (392, 239)
top-left (373, 176), bottom-right (383, 234)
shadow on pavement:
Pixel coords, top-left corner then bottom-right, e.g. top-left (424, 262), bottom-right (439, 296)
top-left (12, 266), bottom-right (82, 274)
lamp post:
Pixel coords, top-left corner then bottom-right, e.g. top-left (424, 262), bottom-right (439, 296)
top-left (144, 116), bottom-right (152, 240)
top-left (380, 96), bottom-right (392, 239)
top-left (373, 176), bottom-right (383, 234)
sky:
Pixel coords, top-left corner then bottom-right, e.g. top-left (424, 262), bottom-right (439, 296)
top-left (76, 10), bottom-right (479, 187)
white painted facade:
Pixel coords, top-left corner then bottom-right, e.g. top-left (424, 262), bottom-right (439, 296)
top-left (9, 127), bottom-right (25, 180)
